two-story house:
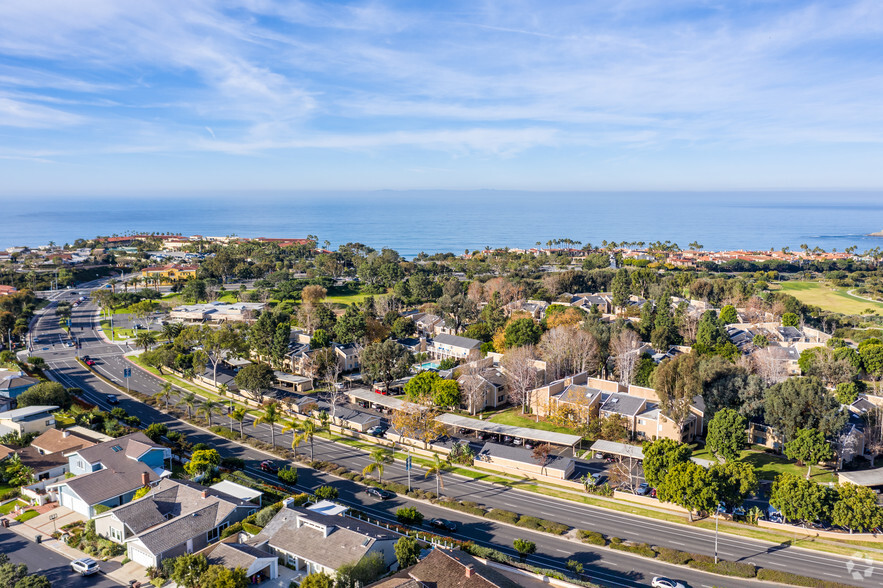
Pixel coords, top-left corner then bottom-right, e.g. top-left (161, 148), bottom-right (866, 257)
top-left (0, 405), bottom-right (58, 437)
top-left (49, 432), bottom-right (171, 518)
top-left (429, 334), bottom-right (481, 361)
top-left (94, 478), bottom-right (258, 568)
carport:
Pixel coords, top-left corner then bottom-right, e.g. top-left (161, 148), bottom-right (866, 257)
top-left (345, 387), bottom-right (416, 412)
top-left (435, 413), bottom-right (583, 455)
top-left (273, 371), bottom-right (313, 392)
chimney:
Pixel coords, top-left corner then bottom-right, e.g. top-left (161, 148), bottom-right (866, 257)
top-left (464, 564), bottom-right (474, 578)
top-left (141, 472), bottom-right (149, 487)
top-left (63, 430), bottom-right (71, 438)
top-left (202, 490), bottom-right (208, 499)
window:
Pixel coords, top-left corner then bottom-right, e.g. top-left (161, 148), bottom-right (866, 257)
top-left (45, 420), bottom-right (52, 426)
top-left (110, 527), bottom-right (123, 542)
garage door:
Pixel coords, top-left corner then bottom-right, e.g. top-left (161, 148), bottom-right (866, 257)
top-left (130, 546), bottom-right (154, 567)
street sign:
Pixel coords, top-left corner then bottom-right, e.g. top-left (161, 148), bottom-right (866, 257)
top-left (123, 368), bottom-right (131, 378)
top-left (405, 456), bottom-right (412, 471)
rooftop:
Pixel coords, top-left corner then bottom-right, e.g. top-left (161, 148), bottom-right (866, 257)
top-left (435, 413), bottom-right (582, 447)
top-left (432, 333), bottom-right (482, 349)
top-left (0, 405), bottom-right (59, 421)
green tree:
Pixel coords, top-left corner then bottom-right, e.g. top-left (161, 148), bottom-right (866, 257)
top-left (230, 406), bottom-right (248, 439)
top-left (14, 574), bottom-right (51, 588)
top-left (706, 408), bottom-right (747, 462)
top-left (133, 330), bottom-right (157, 352)
top-left (254, 402), bottom-right (282, 448)
top-left (314, 485), bottom-right (338, 500)
top-left (764, 377), bottom-right (846, 442)
top-left (311, 328), bottom-right (331, 348)
top-left (184, 449), bottom-right (221, 479)
top-left (719, 305), bottom-right (738, 325)
top-left (390, 317), bottom-right (417, 339)
top-left (395, 506), bottom-right (424, 525)
top-left (16, 381), bottom-right (72, 410)
top-left (333, 305), bottom-right (367, 344)
top-left (709, 461), bottom-right (758, 508)
top-left (642, 438), bottom-right (692, 488)
top-left (424, 454), bottom-right (449, 497)
top-left (405, 371), bottom-right (440, 402)
top-left (159, 381), bottom-right (174, 409)
top-left (860, 343), bottom-right (883, 376)
top-left (782, 312), bottom-right (799, 327)
top-left (769, 473), bottom-right (831, 526)
top-left (696, 310), bottom-right (726, 349)
top-left (832, 483), bottom-right (883, 533)
top-left (201, 565), bottom-right (248, 588)
top-left (504, 318), bottom-right (542, 348)
top-left (234, 362), bottom-right (275, 404)
top-left (611, 268), bottom-right (631, 311)
top-left (144, 423), bottom-right (168, 443)
top-left (198, 399), bottom-right (220, 427)
top-left (298, 572), bottom-right (334, 588)
top-left (752, 333), bottom-right (769, 348)
top-left (651, 293), bottom-right (679, 351)
top-left (784, 428), bottom-right (834, 479)
top-left (169, 553), bottom-right (209, 588)
top-left (431, 379), bottom-right (461, 409)
top-left (335, 552), bottom-right (386, 588)
top-left (651, 353), bottom-right (701, 426)
top-left (513, 539), bottom-right (537, 562)
top-left (656, 461), bottom-right (717, 521)
top-left (295, 418), bottom-right (319, 460)
top-left (835, 382), bottom-right (860, 405)
top-left (394, 536), bottom-right (420, 568)
top-left (361, 340), bottom-right (412, 393)
top-left (362, 448), bottom-right (393, 483)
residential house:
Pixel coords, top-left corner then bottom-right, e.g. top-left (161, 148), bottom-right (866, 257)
top-left (476, 442), bottom-right (575, 480)
top-left (503, 299), bottom-right (550, 319)
top-left (0, 405), bottom-right (58, 437)
top-left (457, 359), bottom-right (509, 413)
top-left (332, 407), bottom-right (381, 433)
top-left (0, 285), bottom-right (18, 296)
top-left (600, 392), bottom-right (703, 443)
top-left (0, 396), bottom-right (13, 413)
top-left (246, 504), bottom-right (399, 578)
top-left (1, 446), bottom-right (69, 481)
top-left (169, 302), bottom-right (266, 323)
top-left (95, 478), bottom-right (258, 567)
top-left (529, 372), bottom-right (601, 418)
top-left (202, 542), bottom-right (279, 583)
top-left (429, 333), bottom-right (481, 361)
top-left (50, 432), bottom-right (171, 518)
top-left (140, 264), bottom-right (198, 284)
top-left (368, 548), bottom-right (528, 588)
top-left (31, 428), bottom-right (95, 456)
top-left (334, 343), bottom-right (362, 372)
top-left (413, 313), bottom-right (442, 336)
top-left (0, 372), bottom-right (39, 401)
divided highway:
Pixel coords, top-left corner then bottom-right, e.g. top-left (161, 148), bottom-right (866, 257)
top-left (30, 288), bottom-right (875, 588)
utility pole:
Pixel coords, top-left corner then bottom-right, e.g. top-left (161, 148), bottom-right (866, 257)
top-left (714, 506), bottom-right (721, 563)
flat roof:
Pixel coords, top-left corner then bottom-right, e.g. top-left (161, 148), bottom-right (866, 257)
top-left (436, 413), bottom-right (582, 447)
top-left (839, 469), bottom-right (883, 487)
top-left (274, 371), bottom-right (312, 385)
top-left (210, 480), bottom-right (263, 501)
top-left (589, 440), bottom-right (644, 459)
top-left (344, 388), bottom-right (415, 411)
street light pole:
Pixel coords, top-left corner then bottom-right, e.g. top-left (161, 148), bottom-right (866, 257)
top-left (714, 506), bottom-right (721, 563)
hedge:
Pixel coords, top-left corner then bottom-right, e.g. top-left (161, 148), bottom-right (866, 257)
top-left (435, 500), bottom-right (487, 517)
top-left (485, 509), bottom-right (519, 524)
top-left (654, 546), bottom-right (693, 565)
top-left (755, 569), bottom-right (859, 588)
top-left (608, 540), bottom-right (656, 558)
top-left (242, 522), bottom-right (262, 535)
top-left (576, 530), bottom-right (606, 546)
top-left (687, 558), bottom-right (756, 578)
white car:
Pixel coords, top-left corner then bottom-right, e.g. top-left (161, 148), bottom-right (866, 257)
top-left (651, 578), bottom-right (685, 588)
top-left (71, 558), bottom-right (100, 576)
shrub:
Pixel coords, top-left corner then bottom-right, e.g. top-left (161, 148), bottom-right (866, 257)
top-left (576, 530), bottom-right (606, 546)
top-left (220, 457), bottom-right (245, 470)
top-left (277, 467), bottom-right (298, 485)
top-left (654, 547), bottom-right (693, 565)
top-left (609, 541), bottom-right (656, 558)
top-left (289, 493), bottom-right (311, 507)
top-left (242, 522), bottom-right (262, 535)
top-left (485, 509), bottom-right (519, 524)
top-left (15, 510), bottom-right (40, 522)
top-left (255, 504), bottom-right (281, 527)
top-left (755, 569), bottom-right (857, 588)
top-left (396, 506), bottom-right (424, 526)
top-left (437, 500), bottom-right (487, 517)
top-left (220, 522), bottom-right (243, 540)
top-left (461, 542), bottom-right (512, 563)
top-left (314, 486), bottom-right (339, 500)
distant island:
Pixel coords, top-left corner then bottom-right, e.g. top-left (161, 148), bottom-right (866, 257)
top-left (870, 230), bottom-right (883, 237)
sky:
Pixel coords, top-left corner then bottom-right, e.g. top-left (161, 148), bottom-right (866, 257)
top-left (1, 0), bottom-right (883, 195)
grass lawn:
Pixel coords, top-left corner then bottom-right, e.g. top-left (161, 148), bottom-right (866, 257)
top-left (691, 446), bottom-right (836, 484)
top-left (15, 509), bottom-right (40, 522)
top-left (775, 281), bottom-right (883, 315)
top-left (160, 292), bottom-right (240, 305)
top-left (0, 500), bottom-right (29, 516)
top-left (99, 319), bottom-right (137, 341)
top-left (324, 284), bottom-right (384, 306)
top-left (468, 407), bottom-right (581, 436)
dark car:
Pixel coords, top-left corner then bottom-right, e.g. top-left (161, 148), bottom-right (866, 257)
top-left (260, 460), bottom-right (279, 474)
top-left (366, 425), bottom-right (388, 437)
top-left (636, 483), bottom-right (651, 496)
top-left (366, 487), bottom-right (394, 500)
top-left (476, 431), bottom-right (490, 441)
top-left (106, 394), bottom-right (119, 404)
top-left (427, 518), bottom-right (458, 532)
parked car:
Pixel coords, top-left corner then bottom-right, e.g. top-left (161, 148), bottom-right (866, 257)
top-left (427, 518), bottom-right (458, 532)
top-left (636, 483), bottom-right (650, 496)
top-left (591, 472), bottom-right (604, 485)
top-left (106, 394), bottom-right (119, 405)
top-left (81, 355), bottom-right (90, 361)
top-left (523, 441), bottom-right (534, 450)
top-left (260, 460), bottom-right (279, 474)
top-left (512, 438), bottom-right (523, 446)
top-left (502, 435), bottom-right (514, 444)
top-left (366, 425), bottom-right (388, 437)
top-left (651, 578), bottom-right (685, 588)
top-left (649, 488), bottom-right (657, 499)
top-left (71, 558), bottom-right (100, 576)
top-left (366, 487), bottom-right (394, 500)
top-left (476, 432), bottom-right (490, 441)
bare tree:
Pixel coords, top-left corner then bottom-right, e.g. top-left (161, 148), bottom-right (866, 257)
top-left (321, 350), bottom-right (344, 419)
top-left (503, 345), bottom-right (539, 414)
top-left (539, 326), bottom-right (570, 380)
top-left (750, 347), bottom-right (787, 384)
top-left (568, 328), bottom-right (600, 375)
top-left (612, 330), bottom-right (641, 386)
top-left (834, 428), bottom-right (862, 470)
top-left (678, 313), bottom-right (699, 342)
top-left (458, 362), bottom-right (488, 415)
top-left (865, 406), bottom-right (883, 467)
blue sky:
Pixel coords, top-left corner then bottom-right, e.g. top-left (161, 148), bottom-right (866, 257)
top-left (2, 0), bottom-right (883, 195)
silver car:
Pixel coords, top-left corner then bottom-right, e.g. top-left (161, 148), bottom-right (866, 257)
top-left (71, 558), bottom-right (100, 576)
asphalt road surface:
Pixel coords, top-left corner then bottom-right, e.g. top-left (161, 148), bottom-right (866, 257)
top-left (29, 286), bottom-right (877, 588)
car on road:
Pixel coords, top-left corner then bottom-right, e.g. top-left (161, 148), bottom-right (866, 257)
top-left (84, 359), bottom-right (96, 366)
top-left (366, 425), bottom-right (388, 437)
top-left (106, 394), bottom-right (119, 404)
top-left (365, 487), bottom-right (394, 500)
top-left (70, 558), bottom-right (100, 576)
top-left (260, 460), bottom-right (279, 474)
top-left (427, 518), bottom-right (458, 532)
top-left (651, 577), bottom-right (685, 588)
top-left (636, 483), bottom-right (651, 496)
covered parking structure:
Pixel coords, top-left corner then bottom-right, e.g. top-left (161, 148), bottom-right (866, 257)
top-left (590, 440), bottom-right (716, 469)
top-left (344, 387), bottom-right (416, 413)
top-left (435, 413), bottom-right (583, 455)
top-left (273, 371), bottom-right (313, 392)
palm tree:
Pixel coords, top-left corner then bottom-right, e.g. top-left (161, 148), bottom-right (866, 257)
top-left (134, 331), bottom-right (157, 352)
top-left (295, 419), bottom-right (318, 461)
top-left (199, 399), bottom-right (220, 427)
top-left (424, 454), bottom-right (449, 497)
top-left (177, 392), bottom-right (199, 420)
top-left (362, 448), bottom-right (393, 484)
top-left (254, 402), bottom-right (281, 448)
top-left (281, 418), bottom-right (302, 457)
top-left (159, 382), bottom-right (174, 410)
top-left (217, 383), bottom-right (228, 397)
top-left (230, 407), bottom-right (248, 439)
top-left (162, 322), bottom-right (182, 343)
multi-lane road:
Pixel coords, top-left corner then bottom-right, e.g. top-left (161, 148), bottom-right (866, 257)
top-left (28, 285), bottom-right (876, 588)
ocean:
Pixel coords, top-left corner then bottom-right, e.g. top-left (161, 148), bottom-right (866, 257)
top-left (2, 191), bottom-right (882, 257)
